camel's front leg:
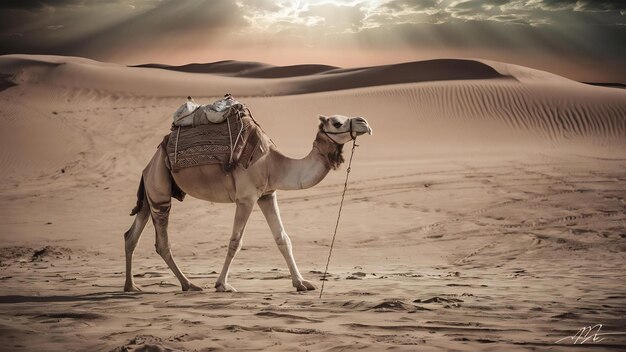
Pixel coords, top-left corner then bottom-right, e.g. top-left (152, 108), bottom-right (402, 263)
top-left (258, 192), bottom-right (316, 292)
top-left (215, 198), bottom-right (254, 292)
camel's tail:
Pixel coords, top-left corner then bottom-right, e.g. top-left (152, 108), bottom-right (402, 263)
top-left (130, 177), bottom-right (146, 216)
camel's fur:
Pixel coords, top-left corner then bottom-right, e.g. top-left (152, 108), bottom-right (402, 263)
top-left (123, 115), bottom-right (372, 292)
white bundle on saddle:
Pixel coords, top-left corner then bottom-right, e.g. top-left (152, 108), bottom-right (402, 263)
top-left (172, 95), bottom-right (244, 127)
top-left (172, 100), bottom-right (200, 126)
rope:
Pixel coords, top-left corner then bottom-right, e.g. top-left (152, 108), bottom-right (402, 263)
top-left (319, 137), bottom-right (359, 299)
top-left (232, 116), bottom-right (245, 155)
top-left (173, 125), bottom-right (181, 167)
top-left (226, 116), bottom-right (234, 164)
top-left (224, 114), bottom-right (244, 169)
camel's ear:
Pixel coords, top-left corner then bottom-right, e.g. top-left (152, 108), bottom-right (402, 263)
top-left (318, 115), bottom-right (328, 123)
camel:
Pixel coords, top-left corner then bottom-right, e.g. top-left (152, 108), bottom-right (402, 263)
top-left (123, 114), bottom-right (372, 292)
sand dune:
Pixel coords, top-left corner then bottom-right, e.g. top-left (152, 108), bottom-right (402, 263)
top-left (136, 61), bottom-right (339, 78)
top-left (3, 55), bottom-right (510, 96)
top-left (0, 54), bottom-right (625, 351)
top-left (135, 60), bottom-right (273, 75)
top-left (135, 59), bottom-right (505, 89)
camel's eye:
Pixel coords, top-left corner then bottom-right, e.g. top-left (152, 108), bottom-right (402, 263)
top-left (332, 121), bottom-right (343, 128)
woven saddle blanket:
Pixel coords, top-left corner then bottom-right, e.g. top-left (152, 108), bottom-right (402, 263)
top-left (164, 112), bottom-right (269, 172)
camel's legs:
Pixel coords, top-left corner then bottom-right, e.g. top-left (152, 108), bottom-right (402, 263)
top-left (215, 199), bottom-right (255, 292)
top-left (123, 199), bottom-right (150, 292)
top-left (149, 200), bottom-right (203, 292)
top-left (258, 192), bottom-right (316, 291)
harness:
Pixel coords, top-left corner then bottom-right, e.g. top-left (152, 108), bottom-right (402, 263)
top-left (321, 119), bottom-right (357, 144)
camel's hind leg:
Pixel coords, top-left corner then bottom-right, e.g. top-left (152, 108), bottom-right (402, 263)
top-left (123, 198), bottom-right (150, 292)
top-left (140, 146), bottom-right (202, 292)
top-left (148, 200), bottom-right (203, 291)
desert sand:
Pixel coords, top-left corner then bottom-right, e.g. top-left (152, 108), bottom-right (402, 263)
top-left (0, 54), bottom-right (625, 351)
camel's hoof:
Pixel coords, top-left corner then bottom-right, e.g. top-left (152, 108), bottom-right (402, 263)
top-left (302, 280), bottom-right (317, 290)
top-left (182, 282), bottom-right (203, 292)
top-left (215, 283), bottom-right (237, 292)
top-left (295, 280), bottom-right (317, 292)
top-left (124, 283), bottom-right (143, 292)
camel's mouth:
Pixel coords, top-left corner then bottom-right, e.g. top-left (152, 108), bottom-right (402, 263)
top-left (355, 129), bottom-right (372, 137)
top-left (353, 117), bottom-right (373, 136)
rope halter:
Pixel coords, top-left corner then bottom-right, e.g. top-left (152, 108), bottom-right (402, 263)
top-left (321, 118), bottom-right (357, 145)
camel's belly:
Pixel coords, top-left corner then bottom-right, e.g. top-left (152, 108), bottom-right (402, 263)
top-left (172, 165), bottom-right (236, 203)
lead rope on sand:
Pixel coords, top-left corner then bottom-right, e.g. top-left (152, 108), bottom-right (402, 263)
top-left (319, 137), bottom-right (359, 299)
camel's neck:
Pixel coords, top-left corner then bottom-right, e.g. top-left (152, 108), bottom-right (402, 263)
top-left (268, 132), bottom-right (343, 191)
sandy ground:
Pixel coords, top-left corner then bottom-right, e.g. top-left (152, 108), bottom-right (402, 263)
top-left (0, 55), bottom-right (625, 351)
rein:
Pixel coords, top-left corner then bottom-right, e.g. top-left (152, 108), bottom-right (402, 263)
top-left (319, 135), bottom-right (359, 299)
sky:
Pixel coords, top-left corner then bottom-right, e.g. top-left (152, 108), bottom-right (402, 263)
top-left (0, 0), bottom-right (624, 82)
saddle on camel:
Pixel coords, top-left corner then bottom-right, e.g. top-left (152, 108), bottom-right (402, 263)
top-left (163, 94), bottom-right (270, 174)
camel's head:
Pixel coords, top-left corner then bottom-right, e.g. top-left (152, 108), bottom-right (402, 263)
top-left (318, 114), bottom-right (372, 145)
